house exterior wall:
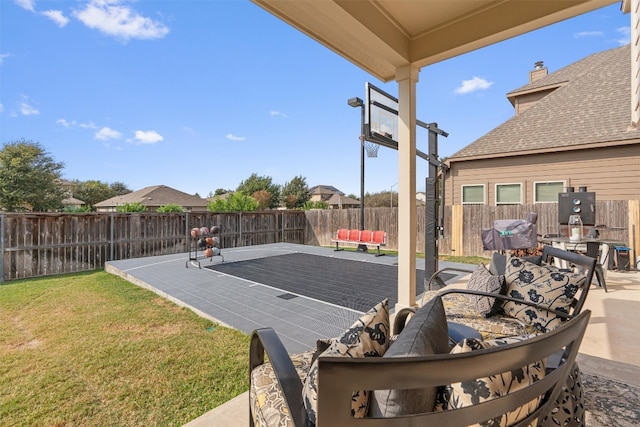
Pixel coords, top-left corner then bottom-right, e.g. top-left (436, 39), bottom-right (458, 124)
top-left (512, 88), bottom-right (556, 115)
top-left (445, 143), bottom-right (640, 205)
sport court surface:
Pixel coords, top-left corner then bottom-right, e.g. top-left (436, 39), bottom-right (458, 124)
top-left (106, 243), bottom-right (462, 353)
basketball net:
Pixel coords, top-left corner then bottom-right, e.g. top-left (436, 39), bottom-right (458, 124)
top-left (361, 135), bottom-right (379, 158)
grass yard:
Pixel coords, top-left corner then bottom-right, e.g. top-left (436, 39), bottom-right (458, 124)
top-left (0, 271), bottom-right (250, 427)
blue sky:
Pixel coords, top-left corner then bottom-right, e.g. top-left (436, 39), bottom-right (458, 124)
top-left (0, 1), bottom-right (631, 198)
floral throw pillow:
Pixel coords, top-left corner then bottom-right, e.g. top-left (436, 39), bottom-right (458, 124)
top-left (466, 263), bottom-right (504, 317)
top-left (502, 256), bottom-right (585, 333)
top-left (302, 298), bottom-right (390, 425)
top-left (435, 336), bottom-right (546, 427)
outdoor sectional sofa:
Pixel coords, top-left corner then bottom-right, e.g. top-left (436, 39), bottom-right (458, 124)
top-left (249, 246), bottom-right (596, 427)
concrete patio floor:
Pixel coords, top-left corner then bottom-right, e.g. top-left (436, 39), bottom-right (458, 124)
top-left (105, 243), bottom-right (640, 427)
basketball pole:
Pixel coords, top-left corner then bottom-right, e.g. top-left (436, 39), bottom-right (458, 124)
top-left (348, 96), bottom-right (368, 252)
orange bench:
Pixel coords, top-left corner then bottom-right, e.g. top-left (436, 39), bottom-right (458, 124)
top-left (331, 228), bottom-right (387, 256)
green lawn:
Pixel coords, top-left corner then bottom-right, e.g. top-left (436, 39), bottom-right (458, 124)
top-left (0, 271), bottom-right (250, 426)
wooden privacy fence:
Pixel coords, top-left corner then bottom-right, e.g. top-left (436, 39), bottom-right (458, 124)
top-left (2, 201), bottom-right (637, 281)
top-left (441, 200), bottom-right (636, 258)
top-left (0, 211), bottom-right (305, 281)
top-left (304, 200), bottom-right (638, 259)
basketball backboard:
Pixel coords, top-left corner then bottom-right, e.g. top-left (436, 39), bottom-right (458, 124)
top-left (365, 82), bottom-right (398, 150)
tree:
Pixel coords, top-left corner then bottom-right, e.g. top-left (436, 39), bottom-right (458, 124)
top-left (252, 189), bottom-right (272, 210)
top-left (281, 175), bottom-right (310, 209)
top-left (236, 173), bottom-right (281, 209)
top-left (207, 191), bottom-right (259, 212)
top-left (0, 139), bottom-right (65, 211)
top-left (110, 181), bottom-right (131, 196)
top-left (365, 191), bottom-right (394, 207)
top-left (73, 180), bottom-right (116, 209)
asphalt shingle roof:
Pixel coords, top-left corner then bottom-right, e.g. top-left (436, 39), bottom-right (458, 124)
top-left (94, 185), bottom-right (207, 208)
top-left (450, 45), bottom-right (639, 160)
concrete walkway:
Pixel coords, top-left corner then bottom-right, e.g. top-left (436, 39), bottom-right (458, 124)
top-left (105, 243), bottom-right (640, 427)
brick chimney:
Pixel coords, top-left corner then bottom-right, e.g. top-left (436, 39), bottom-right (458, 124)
top-left (529, 61), bottom-right (548, 83)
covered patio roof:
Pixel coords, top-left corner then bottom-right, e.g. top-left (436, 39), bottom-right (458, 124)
top-left (250, 0), bottom-right (621, 310)
top-left (251, 0), bottom-right (618, 83)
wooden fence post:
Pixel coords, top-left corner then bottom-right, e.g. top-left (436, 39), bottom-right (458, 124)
top-left (109, 213), bottom-right (114, 262)
top-left (629, 199), bottom-right (640, 267)
top-left (451, 204), bottom-right (464, 257)
top-left (0, 214), bottom-right (4, 282)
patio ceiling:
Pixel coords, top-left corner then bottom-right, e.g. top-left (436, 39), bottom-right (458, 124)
top-left (251, 0), bottom-right (619, 82)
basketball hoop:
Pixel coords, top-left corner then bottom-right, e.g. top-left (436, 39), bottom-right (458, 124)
top-left (364, 140), bottom-right (379, 158)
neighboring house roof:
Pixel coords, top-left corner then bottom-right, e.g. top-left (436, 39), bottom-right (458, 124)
top-left (94, 185), bottom-right (207, 209)
top-left (62, 196), bottom-right (85, 206)
top-left (207, 192), bottom-right (231, 202)
top-left (326, 193), bottom-right (360, 207)
top-left (449, 45), bottom-right (640, 161)
top-left (309, 185), bottom-right (344, 196)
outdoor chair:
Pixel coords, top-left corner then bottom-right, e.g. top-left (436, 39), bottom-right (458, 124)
top-left (249, 300), bottom-right (591, 426)
top-left (416, 245), bottom-right (596, 347)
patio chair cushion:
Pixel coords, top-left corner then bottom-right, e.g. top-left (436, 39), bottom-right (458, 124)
top-left (502, 256), bottom-right (586, 333)
top-left (422, 291), bottom-right (537, 340)
top-left (249, 349), bottom-right (315, 427)
top-left (368, 296), bottom-right (449, 417)
top-left (489, 251), bottom-right (542, 276)
top-left (466, 263), bottom-right (504, 317)
top-left (302, 298), bottom-right (390, 425)
top-left (435, 336), bottom-right (546, 426)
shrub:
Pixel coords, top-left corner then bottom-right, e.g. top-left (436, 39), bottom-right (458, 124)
top-left (157, 203), bottom-right (185, 213)
top-left (116, 202), bottom-right (147, 213)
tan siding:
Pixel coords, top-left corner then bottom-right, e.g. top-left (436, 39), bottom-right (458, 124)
top-left (447, 144), bottom-right (640, 205)
top-left (514, 89), bottom-right (555, 115)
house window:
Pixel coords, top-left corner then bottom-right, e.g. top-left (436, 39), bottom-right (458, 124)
top-left (462, 184), bottom-right (485, 204)
top-left (534, 181), bottom-right (564, 203)
top-left (496, 183), bottom-right (522, 205)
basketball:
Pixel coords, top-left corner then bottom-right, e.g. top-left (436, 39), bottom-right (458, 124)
top-left (206, 237), bottom-right (214, 246)
top-left (204, 248), bottom-right (213, 257)
top-left (211, 225), bottom-right (220, 234)
top-left (190, 227), bottom-right (200, 237)
top-left (200, 226), bottom-right (209, 235)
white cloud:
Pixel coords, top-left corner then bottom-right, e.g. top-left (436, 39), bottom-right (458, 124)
top-left (73, 0), bottom-right (169, 42)
top-left (133, 130), bottom-right (163, 144)
top-left (58, 119), bottom-right (100, 130)
top-left (616, 26), bottom-right (631, 45)
top-left (454, 76), bottom-right (493, 95)
top-left (19, 97), bottom-right (39, 116)
top-left (14, 0), bottom-right (35, 12)
top-left (0, 103), bottom-right (3, 114)
top-left (0, 53), bottom-right (10, 65)
top-left (226, 133), bottom-right (246, 141)
top-left (574, 31), bottom-right (603, 38)
top-left (95, 126), bottom-right (122, 140)
top-left (270, 110), bottom-right (287, 118)
top-left (41, 10), bottom-right (69, 27)
top-left (56, 118), bottom-right (77, 128)
top-left (79, 121), bottom-right (98, 129)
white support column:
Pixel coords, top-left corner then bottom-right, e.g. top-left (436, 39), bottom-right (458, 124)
top-left (395, 64), bottom-right (419, 310)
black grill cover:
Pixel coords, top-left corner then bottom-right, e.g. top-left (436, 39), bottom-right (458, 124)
top-left (481, 213), bottom-right (538, 251)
